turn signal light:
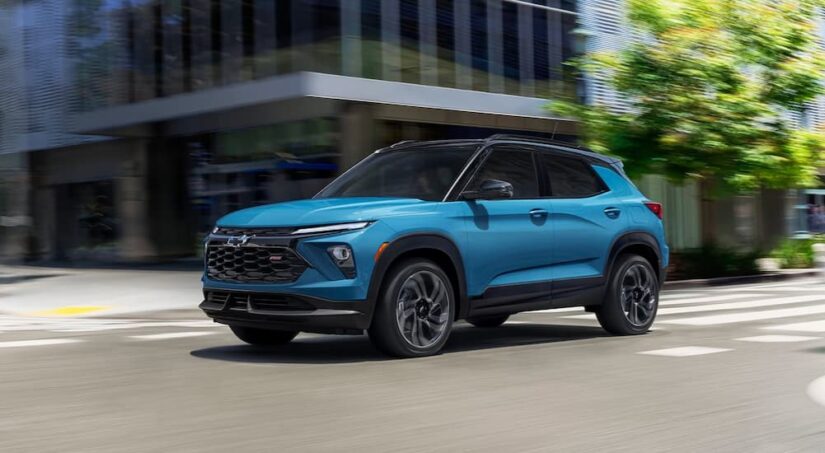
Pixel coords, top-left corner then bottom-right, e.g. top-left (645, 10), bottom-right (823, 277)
top-left (644, 201), bottom-right (663, 219)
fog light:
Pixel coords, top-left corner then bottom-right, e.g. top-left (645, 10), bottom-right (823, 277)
top-left (327, 245), bottom-right (356, 278)
top-left (329, 245), bottom-right (351, 262)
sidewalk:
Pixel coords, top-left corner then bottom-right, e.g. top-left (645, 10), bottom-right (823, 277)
top-left (0, 264), bottom-right (202, 317)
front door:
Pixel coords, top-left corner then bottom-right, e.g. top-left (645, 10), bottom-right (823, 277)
top-left (457, 146), bottom-right (554, 302)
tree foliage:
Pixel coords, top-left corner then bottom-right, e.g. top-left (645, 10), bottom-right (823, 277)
top-left (551, 0), bottom-right (825, 192)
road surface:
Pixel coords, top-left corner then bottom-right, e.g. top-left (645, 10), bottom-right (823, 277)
top-left (1, 273), bottom-right (825, 452)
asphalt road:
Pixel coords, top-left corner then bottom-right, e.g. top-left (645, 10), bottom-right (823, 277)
top-left (2, 275), bottom-right (825, 452)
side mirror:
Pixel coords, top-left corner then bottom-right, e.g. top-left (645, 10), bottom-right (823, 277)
top-left (461, 179), bottom-right (514, 200)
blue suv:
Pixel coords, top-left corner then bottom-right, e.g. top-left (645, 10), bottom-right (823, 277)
top-left (200, 135), bottom-right (668, 357)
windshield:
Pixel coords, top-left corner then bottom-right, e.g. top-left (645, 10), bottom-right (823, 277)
top-left (316, 145), bottom-right (477, 201)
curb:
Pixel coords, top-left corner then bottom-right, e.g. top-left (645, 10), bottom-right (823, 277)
top-left (664, 269), bottom-right (822, 290)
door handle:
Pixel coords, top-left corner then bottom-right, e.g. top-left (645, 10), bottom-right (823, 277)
top-left (604, 207), bottom-right (621, 219)
top-left (529, 209), bottom-right (548, 218)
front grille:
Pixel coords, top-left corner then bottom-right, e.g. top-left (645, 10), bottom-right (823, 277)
top-left (214, 227), bottom-right (296, 236)
top-left (206, 244), bottom-right (309, 283)
top-left (206, 291), bottom-right (316, 312)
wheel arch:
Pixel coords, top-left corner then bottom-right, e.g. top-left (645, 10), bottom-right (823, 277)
top-left (367, 233), bottom-right (469, 323)
top-left (605, 232), bottom-right (663, 282)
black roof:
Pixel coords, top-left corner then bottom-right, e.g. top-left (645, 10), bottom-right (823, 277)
top-left (383, 134), bottom-right (623, 170)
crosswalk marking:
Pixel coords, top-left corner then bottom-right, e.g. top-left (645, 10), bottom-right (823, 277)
top-left (657, 295), bottom-right (825, 315)
top-left (659, 293), bottom-right (755, 306)
top-left (638, 346), bottom-right (731, 357)
top-left (659, 303), bottom-right (825, 326)
top-left (808, 375), bottom-right (825, 408)
top-left (0, 338), bottom-right (84, 349)
top-left (0, 316), bottom-right (218, 333)
top-left (563, 294), bottom-right (825, 320)
top-left (735, 335), bottom-right (820, 343)
top-left (659, 292), bottom-right (703, 300)
top-left (764, 319), bottom-right (825, 333)
top-left (129, 331), bottom-right (220, 340)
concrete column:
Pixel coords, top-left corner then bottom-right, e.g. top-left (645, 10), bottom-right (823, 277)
top-left (339, 103), bottom-right (376, 172)
top-left (0, 153), bottom-right (31, 262)
top-left (116, 140), bottom-right (156, 261)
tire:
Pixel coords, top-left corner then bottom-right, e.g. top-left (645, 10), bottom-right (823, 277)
top-left (368, 258), bottom-right (455, 358)
top-left (230, 325), bottom-right (298, 346)
top-left (467, 314), bottom-right (509, 328)
top-left (596, 254), bottom-right (660, 335)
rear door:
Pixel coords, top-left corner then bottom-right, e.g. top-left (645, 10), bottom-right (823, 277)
top-left (540, 152), bottom-right (626, 287)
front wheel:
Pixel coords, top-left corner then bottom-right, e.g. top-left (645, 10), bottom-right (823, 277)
top-left (596, 254), bottom-right (659, 335)
top-left (368, 259), bottom-right (454, 358)
top-left (230, 325), bottom-right (298, 346)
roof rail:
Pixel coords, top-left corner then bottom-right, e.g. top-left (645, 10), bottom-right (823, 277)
top-left (485, 134), bottom-right (582, 149)
top-left (390, 140), bottom-right (418, 148)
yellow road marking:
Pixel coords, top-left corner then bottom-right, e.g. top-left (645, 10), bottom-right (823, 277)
top-left (29, 306), bottom-right (111, 317)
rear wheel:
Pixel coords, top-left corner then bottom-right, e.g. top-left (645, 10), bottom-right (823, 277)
top-left (467, 314), bottom-right (509, 328)
top-left (230, 325), bottom-right (298, 346)
top-left (596, 254), bottom-right (659, 335)
top-left (368, 259), bottom-right (454, 358)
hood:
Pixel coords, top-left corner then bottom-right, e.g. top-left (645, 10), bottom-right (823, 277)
top-left (217, 197), bottom-right (433, 227)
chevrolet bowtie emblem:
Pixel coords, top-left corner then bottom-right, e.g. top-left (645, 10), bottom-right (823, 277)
top-left (226, 234), bottom-right (251, 247)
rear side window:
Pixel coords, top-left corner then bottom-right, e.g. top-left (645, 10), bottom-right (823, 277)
top-left (542, 154), bottom-right (606, 197)
top-left (468, 148), bottom-right (539, 199)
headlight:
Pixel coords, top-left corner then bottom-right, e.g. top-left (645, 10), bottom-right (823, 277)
top-left (292, 222), bottom-right (370, 235)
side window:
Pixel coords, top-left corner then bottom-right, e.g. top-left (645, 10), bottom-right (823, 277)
top-left (543, 154), bottom-right (606, 197)
top-left (468, 148), bottom-right (539, 199)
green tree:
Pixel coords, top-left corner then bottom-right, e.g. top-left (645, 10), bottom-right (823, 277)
top-left (552, 0), bottom-right (825, 193)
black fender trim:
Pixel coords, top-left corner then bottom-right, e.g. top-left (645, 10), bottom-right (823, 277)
top-left (605, 231), bottom-right (664, 282)
top-left (367, 233), bottom-right (469, 322)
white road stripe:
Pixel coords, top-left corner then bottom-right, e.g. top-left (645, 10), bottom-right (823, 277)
top-left (657, 295), bottom-right (825, 315)
top-left (563, 295), bottom-right (825, 320)
top-left (735, 335), bottom-right (820, 343)
top-left (764, 319), bottom-right (825, 333)
top-left (128, 331), bottom-right (219, 340)
top-left (808, 375), bottom-right (825, 408)
top-left (659, 304), bottom-right (825, 326)
top-left (0, 338), bottom-right (83, 349)
top-left (659, 292), bottom-right (703, 300)
top-left (638, 346), bottom-right (731, 357)
top-left (659, 293), bottom-right (755, 306)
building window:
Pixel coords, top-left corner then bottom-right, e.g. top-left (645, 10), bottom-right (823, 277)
top-left (399, 0), bottom-right (420, 83)
top-left (501, 1), bottom-right (520, 93)
top-left (275, 0), bottom-right (292, 73)
top-left (310, 0), bottom-right (342, 74)
top-left (435, 0), bottom-right (455, 87)
top-left (361, 0), bottom-right (382, 79)
top-left (469, 0), bottom-right (488, 91)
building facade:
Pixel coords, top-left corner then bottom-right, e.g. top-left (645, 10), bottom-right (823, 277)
top-left (1, 0), bottom-right (582, 262)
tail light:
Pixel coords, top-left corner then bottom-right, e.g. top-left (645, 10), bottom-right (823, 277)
top-left (644, 201), bottom-right (663, 219)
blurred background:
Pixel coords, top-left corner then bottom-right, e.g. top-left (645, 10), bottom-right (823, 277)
top-left (0, 0), bottom-right (822, 275)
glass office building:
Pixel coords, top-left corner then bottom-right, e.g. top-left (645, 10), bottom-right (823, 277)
top-left (75, 0), bottom-right (576, 109)
top-left (1, 0), bottom-right (581, 261)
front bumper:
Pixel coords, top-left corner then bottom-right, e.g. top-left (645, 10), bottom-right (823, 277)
top-left (199, 289), bottom-right (371, 334)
